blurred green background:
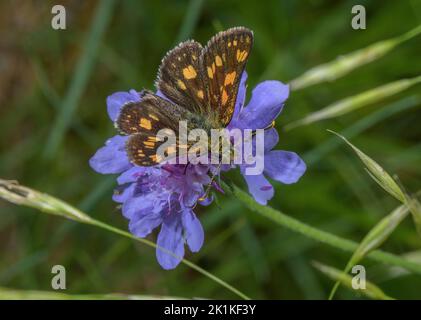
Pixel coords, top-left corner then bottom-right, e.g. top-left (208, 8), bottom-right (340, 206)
top-left (0, 0), bottom-right (420, 299)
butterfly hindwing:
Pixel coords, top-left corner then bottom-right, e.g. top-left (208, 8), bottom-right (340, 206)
top-left (126, 133), bottom-right (168, 166)
top-left (201, 27), bottom-right (253, 126)
top-left (155, 40), bottom-right (207, 114)
top-left (116, 94), bottom-right (188, 166)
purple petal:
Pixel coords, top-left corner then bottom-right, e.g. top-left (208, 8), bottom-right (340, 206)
top-left (181, 210), bottom-right (204, 252)
top-left (155, 90), bottom-right (172, 102)
top-left (264, 128), bottom-right (279, 152)
top-left (264, 150), bottom-right (306, 184)
top-left (249, 128), bottom-right (279, 154)
top-left (89, 135), bottom-right (132, 174)
top-left (128, 211), bottom-right (163, 238)
top-left (107, 90), bottom-right (140, 121)
top-left (198, 194), bottom-right (213, 206)
top-left (156, 215), bottom-right (185, 270)
top-left (117, 166), bottom-right (145, 185)
top-left (230, 71), bottom-right (248, 126)
top-left (241, 170), bottom-right (274, 205)
top-left (238, 81), bottom-right (289, 129)
top-left (112, 183), bottom-right (135, 203)
top-left (122, 193), bottom-right (156, 219)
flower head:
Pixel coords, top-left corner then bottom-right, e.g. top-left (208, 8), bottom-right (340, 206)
top-left (90, 72), bottom-right (306, 269)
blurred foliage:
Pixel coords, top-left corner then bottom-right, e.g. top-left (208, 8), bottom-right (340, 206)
top-left (0, 0), bottom-right (420, 299)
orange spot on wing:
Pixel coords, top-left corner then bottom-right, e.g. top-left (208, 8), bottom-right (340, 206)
top-left (140, 118), bottom-right (152, 130)
top-left (144, 141), bottom-right (155, 147)
top-left (182, 65), bottom-right (197, 79)
top-left (224, 71), bottom-right (236, 86)
top-left (207, 66), bottom-right (213, 79)
top-left (221, 89), bottom-right (229, 105)
top-left (236, 49), bottom-right (248, 62)
top-left (177, 79), bottom-right (187, 90)
top-left (215, 55), bottom-right (223, 67)
top-left (149, 154), bottom-right (162, 163)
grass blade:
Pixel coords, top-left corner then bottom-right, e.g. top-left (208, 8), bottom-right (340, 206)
top-left (329, 204), bottom-right (409, 299)
top-left (175, 0), bottom-right (205, 44)
top-left (0, 179), bottom-right (93, 223)
top-left (404, 195), bottom-right (421, 239)
top-left (286, 76), bottom-right (421, 130)
top-left (327, 130), bottom-right (406, 203)
top-left (313, 262), bottom-right (394, 300)
top-left (0, 179), bottom-right (250, 300)
top-left (303, 96), bottom-right (420, 166)
top-left (222, 181), bottom-right (421, 275)
top-left (290, 24), bottom-right (421, 90)
top-left (44, 0), bottom-right (117, 158)
top-left (2, 178), bottom-right (420, 297)
top-left (0, 287), bottom-right (188, 300)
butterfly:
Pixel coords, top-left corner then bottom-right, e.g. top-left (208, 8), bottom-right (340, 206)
top-left (115, 27), bottom-right (253, 166)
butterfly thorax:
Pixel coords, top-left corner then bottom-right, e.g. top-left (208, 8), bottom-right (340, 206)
top-left (186, 113), bottom-right (223, 131)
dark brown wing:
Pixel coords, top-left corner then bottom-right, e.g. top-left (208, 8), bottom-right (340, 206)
top-left (155, 40), bottom-right (208, 114)
top-left (115, 94), bottom-right (185, 135)
top-left (115, 93), bottom-right (188, 166)
top-left (126, 132), bottom-right (177, 166)
top-left (201, 27), bottom-right (253, 126)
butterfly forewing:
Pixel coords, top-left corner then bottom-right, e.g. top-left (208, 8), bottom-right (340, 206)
top-left (155, 40), bottom-right (207, 114)
top-left (201, 27), bottom-right (253, 126)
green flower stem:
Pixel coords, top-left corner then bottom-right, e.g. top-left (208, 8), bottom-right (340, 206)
top-left (3, 176), bottom-right (421, 297)
top-left (87, 219), bottom-right (250, 300)
top-left (0, 179), bottom-right (250, 300)
top-left (223, 181), bottom-right (421, 275)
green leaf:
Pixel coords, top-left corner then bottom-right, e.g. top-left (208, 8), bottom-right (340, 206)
top-left (290, 24), bottom-right (421, 90)
top-left (286, 76), bottom-right (421, 130)
top-left (313, 262), bottom-right (394, 300)
top-left (327, 130), bottom-right (406, 203)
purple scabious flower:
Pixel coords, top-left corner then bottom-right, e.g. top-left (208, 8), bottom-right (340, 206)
top-left (114, 164), bottom-right (211, 269)
top-left (228, 72), bottom-right (306, 205)
top-left (90, 72), bottom-right (306, 269)
top-left (90, 90), bottom-right (213, 269)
